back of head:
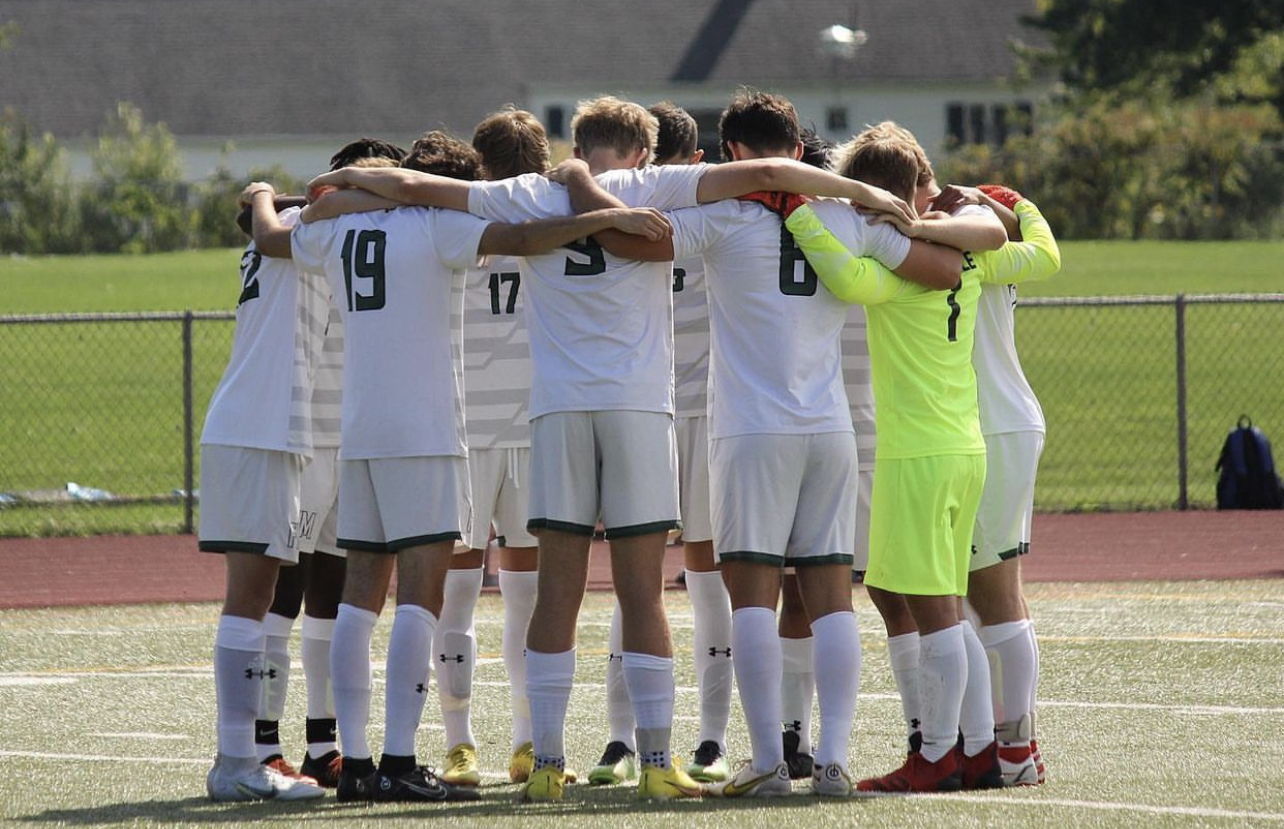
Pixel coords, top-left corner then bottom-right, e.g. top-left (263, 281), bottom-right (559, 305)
top-left (329, 137), bottom-right (407, 172)
top-left (835, 121), bottom-right (935, 188)
top-left (832, 136), bottom-right (921, 201)
top-left (649, 101), bottom-right (699, 164)
top-left (473, 106), bottom-right (551, 180)
top-left (402, 130), bottom-right (482, 181)
top-left (718, 88), bottom-right (800, 161)
top-left (571, 96), bottom-right (658, 164)
top-left (799, 127), bottom-right (833, 170)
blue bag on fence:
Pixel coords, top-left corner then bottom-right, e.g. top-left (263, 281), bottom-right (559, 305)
top-left (1215, 416), bottom-right (1284, 510)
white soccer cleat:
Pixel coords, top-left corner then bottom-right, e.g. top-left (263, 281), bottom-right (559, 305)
top-left (703, 760), bottom-right (791, 798)
top-left (812, 761), bottom-right (854, 797)
top-left (206, 753), bottom-right (326, 802)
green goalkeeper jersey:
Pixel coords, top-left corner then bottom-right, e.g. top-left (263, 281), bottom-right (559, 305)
top-left (785, 204), bottom-right (986, 461)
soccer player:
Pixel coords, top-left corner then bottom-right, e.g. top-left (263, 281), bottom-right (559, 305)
top-left (783, 129), bottom-right (1058, 794)
top-left (251, 145), bottom-right (407, 792)
top-left (303, 102), bottom-right (915, 802)
top-left (247, 132), bottom-right (671, 803)
top-left (434, 108), bottom-right (555, 789)
top-left (558, 91), bottom-right (965, 798)
top-left (933, 182), bottom-right (1061, 785)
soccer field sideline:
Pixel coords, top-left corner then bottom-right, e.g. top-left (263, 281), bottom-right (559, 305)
top-left (2, 583), bottom-right (1282, 828)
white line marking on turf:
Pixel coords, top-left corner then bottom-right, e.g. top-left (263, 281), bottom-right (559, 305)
top-left (0, 676), bottom-right (76, 687)
top-left (949, 792), bottom-right (1284, 823)
top-left (90, 732), bottom-right (189, 740)
top-left (0, 750), bottom-right (207, 765)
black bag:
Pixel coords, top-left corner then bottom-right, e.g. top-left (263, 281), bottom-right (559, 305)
top-left (1215, 415), bottom-right (1284, 509)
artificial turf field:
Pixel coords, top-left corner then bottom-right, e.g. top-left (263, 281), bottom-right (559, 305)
top-left (1, 582), bottom-right (1281, 828)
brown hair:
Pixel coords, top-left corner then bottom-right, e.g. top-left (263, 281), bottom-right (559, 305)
top-left (833, 137), bottom-right (921, 201)
top-left (402, 130), bottom-right (481, 181)
top-left (833, 121), bottom-right (935, 188)
top-left (472, 106), bottom-right (551, 180)
top-left (718, 88), bottom-right (800, 161)
top-left (649, 101), bottom-right (699, 163)
top-left (571, 96), bottom-right (658, 163)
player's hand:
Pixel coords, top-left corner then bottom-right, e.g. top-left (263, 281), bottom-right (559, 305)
top-left (545, 158), bottom-right (591, 184)
top-left (239, 181), bottom-right (275, 208)
top-left (306, 171), bottom-right (347, 203)
top-left (929, 184), bottom-right (983, 214)
top-left (613, 207), bottom-right (672, 241)
top-left (739, 190), bottom-right (810, 219)
top-left (860, 204), bottom-right (917, 236)
top-left (852, 183), bottom-right (916, 227)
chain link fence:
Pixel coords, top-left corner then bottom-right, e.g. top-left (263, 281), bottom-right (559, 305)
top-left (2, 295), bottom-right (1282, 536)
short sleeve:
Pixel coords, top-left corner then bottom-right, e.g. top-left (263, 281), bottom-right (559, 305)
top-left (289, 217), bottom-right (327, 275)
top-left (431, 209), bottom-right (493, 271)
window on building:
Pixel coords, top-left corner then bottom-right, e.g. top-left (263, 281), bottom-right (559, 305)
top-left (945, 101), bottom-right (1034, 145)
top-left (826, 107), bottom-right (848, 133)
top-left (545, 105), bottom-right (566, 139)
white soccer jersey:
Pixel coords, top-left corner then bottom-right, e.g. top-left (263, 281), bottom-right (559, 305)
top-left (310, 305), bottom-right (344, 450)
top-left (463, 254), bottom-right (532, 449)
top-left (290, 206), bottom-right (490, 459)
top-left (467, 165), bottom-right (705, 418)
top-left (201, 207), bottom-right (327, 456)
top-left (669, 197), bottom-right (908, 439)
top-left (841, 304), bottom-right (877, 471)
top-left (672, 255), bottom-right (710, 419)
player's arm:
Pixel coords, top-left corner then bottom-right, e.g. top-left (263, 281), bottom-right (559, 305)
top-left (975, 200), bottom-right (1062, 285)
top-left (305, 167), bottom-right (473, 212)
top-left (478, 207), bottom-right (671, 258)
top-left (300, 189), bottom-right (402, 223)
top-left (236, 195), bottom-right (306, 236)
top-left (693, 157), bottom-right (915, 226)
top-left (932, 184), bottom-right (1021, 239)
top-left (878, 207), bottom-right (1008, 252)
top-left (243, 182), bottom-right (293, 259)
top-left (893, 240), bottom-right (964, 291)
top-left (784, 204), bottom-right (913, 305)
top-left (548, 159), bottom-right (675, 262)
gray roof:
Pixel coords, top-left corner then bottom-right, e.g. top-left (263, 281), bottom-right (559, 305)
top-left (0, 0), bottom-right (1046, 138)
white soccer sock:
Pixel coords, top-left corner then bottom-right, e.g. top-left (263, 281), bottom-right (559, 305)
top-left (256, 612), bottom-right (294, 760)
top-left (811, 611), bottom-right (861, 767)
top-left (214, 614), bottom-right (266, 759)
top-left (300, 614), bottom-right (337, 756)
top-left (606, 603), bottom-right (635, 749)
top-left (1029, 619), bottom-right (1042, 733)
top-left (436, 566), bottom-right (483, 749)
top-left (383, 603), bottom-right (436, 758)
top-left (499, 569), bottom-right (537, 749)
top-left (685, 569), bottom-right (733, 749)
top-left (917, 624), bottom-right (967, 763)
top-left (623, 651), bottom-right (675, 768)
top-left (959, 619), bottom-right (996, 755)
top-left (527, 648), bottom-right (575, 766)
top-left (979, 619), bottom-right (1038, 743)
top-left (330, 603), bottom-right (377, 760)
top-left (887, 631), bottom-right (922, 744)
top-left (780, 634), bottom-right (816, 755)
top-left (733, 606), bottom-right (785, 771)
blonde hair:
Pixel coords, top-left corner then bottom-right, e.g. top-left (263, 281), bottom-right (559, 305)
top-left (348, 156), bottom-right (399, 169)
top-left (832, 121), bottom-right (935, 189)
top-left (473, 106), bottom-right (550, 179)
top-left (570, 96), bottom-right (658, 163)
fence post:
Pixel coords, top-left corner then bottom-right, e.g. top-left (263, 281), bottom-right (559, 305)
top-left (1175, 294), bottom-right (1189, 510)
top-left (182, 311), bottom-right (195, 533)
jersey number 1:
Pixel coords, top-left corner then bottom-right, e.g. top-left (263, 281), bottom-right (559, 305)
top-left (340, 229), bottom-right (387, 312)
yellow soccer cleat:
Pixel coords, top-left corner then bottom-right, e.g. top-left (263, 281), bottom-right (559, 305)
top-left (441, 743), bottom-right (481, 787)
top-left (509, 741), bottom-right (534, 784)
top-left (637, 764), bottom-right (703, 800)
top-left (520, 766), bottom-right (566, 802)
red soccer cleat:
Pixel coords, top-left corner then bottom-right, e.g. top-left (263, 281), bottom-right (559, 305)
top-left (856, 749), bottom-right (962, 794)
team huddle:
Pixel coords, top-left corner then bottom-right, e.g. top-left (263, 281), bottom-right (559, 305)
top-left (197, 89), bottom-right (1061, 806)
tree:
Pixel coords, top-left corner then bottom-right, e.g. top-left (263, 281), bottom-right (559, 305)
top-left (0, 111), bottom-right (80, 253)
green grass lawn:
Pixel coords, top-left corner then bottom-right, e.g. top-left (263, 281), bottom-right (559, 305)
top-left (1, 583), bottom-right (1281, 827)
top-left (1, 241), bottom-right (1282, 534)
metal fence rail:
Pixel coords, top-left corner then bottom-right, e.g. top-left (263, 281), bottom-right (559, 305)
top-left (2, 295), bottom-right (1282, 536)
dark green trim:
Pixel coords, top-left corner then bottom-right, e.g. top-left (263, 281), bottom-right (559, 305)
top-left (604, 519), bottom-right (682, 540)
top-left (717, 550), bottom-right (786, 566)
top-left (526, 518), bottom-right (596, 537)
top-left (996, 542), bottom-right (1030, 561)
top-left (717, 551), bottom-right (855, 567)
top-left (336, 537), bottom-right (391, 554)
top-left (198, 539), bottom-right (269, 555)
top-left (790, 554), bottom-right (855, 567)
top-left (387, 532), bottom-right (462, 553)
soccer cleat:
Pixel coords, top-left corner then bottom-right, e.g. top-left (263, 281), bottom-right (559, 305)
top-left (1030, 739), bottom-right (1047, 784)
top-left (336, 763), bottom-right (376, 803)
top-left (855, 750), bottom-right (962, 795)
top-left (782, 730), bottom-right (814, 780)
top-left (206, 752), bottom-right (326, 802)
top-left (521, 766), bottom-right (566, 802)
top-left (300, 750), bottom-right (343, 788)
top-left (588, 740), bottom-right (637, 785)
top-left (441, 743), bottom-right (482, 787)
top-left (263, 754), bottom-right (320, 786)
top-left (637, 764), bottom-right (704, 799)
top-left (703, 761), bottom-right (791, 798)
top-left (998, 743), bottom-right (1040, 786)
top-left (509, 741), bottom-right (535, 783)
top-left (372, 765), bottom-right (480, 802)
top-left (959, 742), bottom-right (1005, 790)
top-left (812, 762), bottom-right (854, 797)
top-left (686, 740), bottom-right (730, 783)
